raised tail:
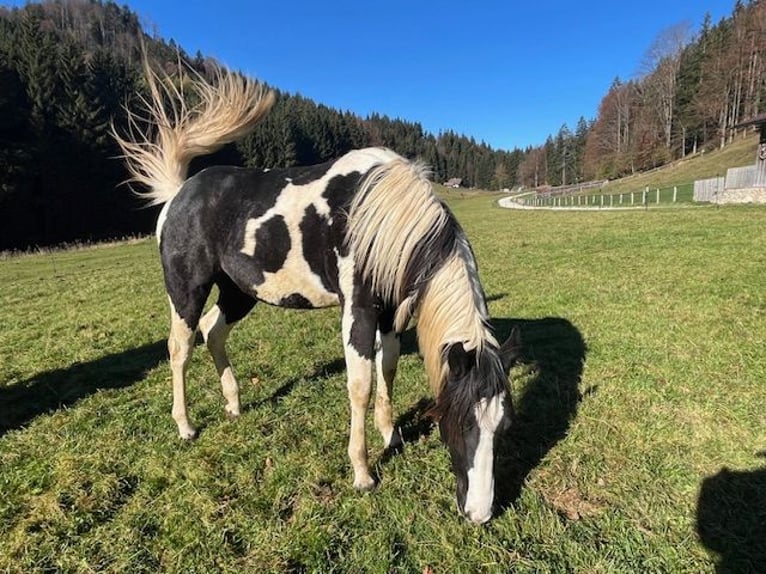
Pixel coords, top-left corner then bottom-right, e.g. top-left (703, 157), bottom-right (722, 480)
top-left (113, 59), bottom-right (275, 206)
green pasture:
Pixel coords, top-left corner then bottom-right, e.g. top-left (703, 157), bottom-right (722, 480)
top-left (1, 196), bottom-right (764, 572)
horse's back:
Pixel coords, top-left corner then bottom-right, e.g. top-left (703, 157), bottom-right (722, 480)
top-left (159, 149), bottom-right (401, 310)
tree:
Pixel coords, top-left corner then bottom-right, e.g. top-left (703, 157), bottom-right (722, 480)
top-left (639, 22), bottom-right (692, 152)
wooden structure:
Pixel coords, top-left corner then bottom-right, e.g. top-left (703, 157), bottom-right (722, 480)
top-left (734, 113), bottom-right (766, 187)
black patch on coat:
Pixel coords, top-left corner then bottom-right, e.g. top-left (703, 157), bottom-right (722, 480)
top-left (345, 270), bottom-right (378, 361)
top-left (288, 160), bottom-right (334, 185)
top-left (323, 172), bottom-right (363, 259)
top-left (322, 172), bottom-right (361, 211)
top-left (377, 307), bottom-right (395, 335)
top-left (297, 171), bottom-right (363, 294)
top-left (279, 293), bottom-right (314, 309)
top-left (300, 204), bottom-right (337, 294)
top-left (248, 214), bottom-right (291, 284)
top-left (215, 272), bottom-right (257, 323)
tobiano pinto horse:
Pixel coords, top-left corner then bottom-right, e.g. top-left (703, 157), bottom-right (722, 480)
top-left (114, 62), bottom-right (518, 523)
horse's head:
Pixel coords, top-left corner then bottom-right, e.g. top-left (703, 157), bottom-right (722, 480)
top-left (431, 329), bottom-right (520, 524)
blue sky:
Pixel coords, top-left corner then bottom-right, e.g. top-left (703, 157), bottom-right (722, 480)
top-left (8, 1), bottom-right (737, 150)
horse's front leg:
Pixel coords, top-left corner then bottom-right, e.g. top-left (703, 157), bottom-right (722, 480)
top-left (341, 301), bottom-right (377, 491)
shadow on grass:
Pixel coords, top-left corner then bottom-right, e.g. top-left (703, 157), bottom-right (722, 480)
top-left (697, 456), bottom-right (766, 573)
top-left (374, 316), bottom-right (588, 506)
top-left (249, 357), bottom-right (348, 409)
top-left (493, 317), bottom-right (589, 511)
top-left (0, 340), bottom-right (167, 437)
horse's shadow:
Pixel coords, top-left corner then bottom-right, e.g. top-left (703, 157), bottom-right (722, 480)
top-left (493, 317), bottom-right (589, 510)
top-left (0, 340), bottom-right (168, 438)
top-left (696, 455), bottom-right (766, 573)
top-left (377, 316), bottom-right (588, 512)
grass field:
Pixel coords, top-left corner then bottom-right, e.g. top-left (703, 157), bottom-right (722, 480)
top-left (1, 195), bottom-right (765, 572)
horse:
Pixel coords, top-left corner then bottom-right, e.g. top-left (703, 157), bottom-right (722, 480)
top-left (114, 62), bottom-right (518, 524)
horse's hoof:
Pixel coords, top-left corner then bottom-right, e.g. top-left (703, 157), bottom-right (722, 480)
top-left (386, 428), bottom-right (404, 452)
top-left (224, 408), bottom-right (240, 420)
top-left (353, 476), bottom-right (376, 492)
top-left (178, 427), bottom-right (198, 440)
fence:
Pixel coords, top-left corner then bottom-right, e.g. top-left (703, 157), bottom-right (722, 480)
top-left (538, 180), bottom-right (608, 198)
top-left (518, 184), bottom-right (693, 208)
top-left (725, 166), bottom-right (757, 189)
top-left (693, 177), bottom-right (724, 202)
top-left (692, 163), bottom-right (766, 203)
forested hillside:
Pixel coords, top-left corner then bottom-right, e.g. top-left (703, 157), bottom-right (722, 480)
top-left (0, 0), bottom-right (521, 250)
top-left (520, 0), bottom-right (766, 188)
top-left (0, 0), bottom-right (764, 249)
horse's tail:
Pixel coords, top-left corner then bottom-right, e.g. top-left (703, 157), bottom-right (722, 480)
top-left (113, 59), bottom-right (274, 206)
top-left (346, 158), bottom-right (458, 331)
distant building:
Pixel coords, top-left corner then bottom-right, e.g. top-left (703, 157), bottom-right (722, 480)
top-left (444, 178), bottom-right (462, 188)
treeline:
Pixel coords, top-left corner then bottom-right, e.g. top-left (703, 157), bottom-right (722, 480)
top-left (519, 0), bottom-right (766, 188)
top-left (2, 0), bottom-right (764, 249)
top-left (0, 0), bottom-right (520, 250)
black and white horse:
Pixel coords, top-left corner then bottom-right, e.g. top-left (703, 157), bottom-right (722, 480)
top-left (115, 63), bottom-right (518, 523)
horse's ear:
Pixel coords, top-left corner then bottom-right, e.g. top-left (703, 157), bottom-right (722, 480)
top-left (499, 326), bottom-right (522, 373)
top-left (446, 342), bottom-right (474, 378)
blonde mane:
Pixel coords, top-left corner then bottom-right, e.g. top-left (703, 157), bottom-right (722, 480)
top-left (346, 160), bottom-right (495, 394)
top-left (416, 239), bottom-right (497, 394)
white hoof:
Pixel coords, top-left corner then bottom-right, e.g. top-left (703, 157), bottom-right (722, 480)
top-left (177, 424), bottom-right (198, 440)
top-left (353, 474), bottom-right (376, 491)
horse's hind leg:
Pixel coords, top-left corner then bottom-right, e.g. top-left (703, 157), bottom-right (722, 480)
top-left (199, 275), bottom-right (256, 419)
top-left (167, 287), bottom-right (209, 440)
top-left (374, 320), bottom-right (401, 450)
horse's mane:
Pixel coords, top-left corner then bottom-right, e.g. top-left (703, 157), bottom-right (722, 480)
top-left (346, 160), bottom-right (496, 394)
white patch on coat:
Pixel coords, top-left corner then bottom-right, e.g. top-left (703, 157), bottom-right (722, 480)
top-left (155, 198), bottom-right (173, 244)
top-left (338, 253), bottom-right (376, 490)
top-left (199, 304), bottom-right (240, 417)
top-left (167, 299), bottom-right (197, 439)
top-left (240, 148), bottom-right (398, 308)
top-left (464, 392), bottom-right (506, 524)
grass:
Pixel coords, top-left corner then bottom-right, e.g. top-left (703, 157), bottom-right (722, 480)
top-left (1, 196), bottom-right (765, 572)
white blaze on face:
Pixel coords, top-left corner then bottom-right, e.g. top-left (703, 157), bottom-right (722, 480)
top-left (464, 392), bottom-right (506, 524)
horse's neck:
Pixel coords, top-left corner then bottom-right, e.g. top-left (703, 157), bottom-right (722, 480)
top-left (416, 246), bottom-right (495, 395)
